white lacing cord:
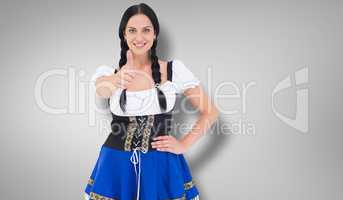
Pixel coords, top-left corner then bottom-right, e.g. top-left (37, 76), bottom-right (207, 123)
top-left (130, 147), bottom-right (148, 200)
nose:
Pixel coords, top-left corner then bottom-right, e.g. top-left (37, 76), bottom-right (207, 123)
top-left (135, 37), bottom-right (143, 42)
top-left (134, 32), bottom-right (144, 42)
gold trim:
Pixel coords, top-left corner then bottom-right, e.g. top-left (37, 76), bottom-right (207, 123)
top-left (124, 116), bottom-right (138, 151)
top-left (166, 181), bottom-right (197, 199)
top-left (184, 180), bottom-right (195, 190)
top-left (88, 178), bottom-right (94, 186)
top-left (124, 115), bottom-right (154, 151)
top-left (141, 115), bottom-right (154, 152)
top-left (167, 194), bottom-right (199, 200)
top-left (87, 179), bottom-right (198, 200)
top-left (90, 192), bottom-right (116, 200)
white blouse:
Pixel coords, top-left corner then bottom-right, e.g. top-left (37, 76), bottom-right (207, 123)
top-left (91, 60), bottom-right (200, 116)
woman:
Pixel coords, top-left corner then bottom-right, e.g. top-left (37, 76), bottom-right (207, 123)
top-left (85, 3), bottom-right (219, 200)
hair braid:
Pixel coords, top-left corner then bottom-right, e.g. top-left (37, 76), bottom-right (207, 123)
top-left (118, 39), bottom-right (129, 112)
top-left (150, 40), bottom-right (167, 112)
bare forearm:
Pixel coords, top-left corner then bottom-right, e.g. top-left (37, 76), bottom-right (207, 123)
top-left (181, 111), bottom-right (219, 149)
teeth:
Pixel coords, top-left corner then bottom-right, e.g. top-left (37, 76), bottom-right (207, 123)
top-left (134, 43), bottom-right (145, 47)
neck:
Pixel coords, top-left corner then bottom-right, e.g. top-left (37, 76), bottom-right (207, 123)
top-left (132, 53), bottom-right (151, 69)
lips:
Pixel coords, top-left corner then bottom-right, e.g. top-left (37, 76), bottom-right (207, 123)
top-left (134, 42), bottom-right (146, 48)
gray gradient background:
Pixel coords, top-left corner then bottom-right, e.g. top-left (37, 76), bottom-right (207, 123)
top-left (1, 0), bottom-right (342, 199)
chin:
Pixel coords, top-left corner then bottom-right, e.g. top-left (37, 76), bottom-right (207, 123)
top-left (130, 48), bottom-right (150, 56)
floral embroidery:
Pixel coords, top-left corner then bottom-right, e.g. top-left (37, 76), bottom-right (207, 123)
top-left (124, 116), bottom-right (138, 151)
top-left (124, 115), bottom-right (154, 151)
top-left (141, 115), bottom-right (154, 152)
top-left (90, 192), bottom-right (116, 200)
top-left (88, 178), bottom-right (94, 186)
top-left (87, 178), bottom-right (198, 200)
top-left (184, 180), bottom-right (195, 190)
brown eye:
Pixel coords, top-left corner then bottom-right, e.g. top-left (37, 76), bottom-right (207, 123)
top-left (143, 28), bottom-right (151, 33)
top-left (128, 29), bottom-right (136, 33)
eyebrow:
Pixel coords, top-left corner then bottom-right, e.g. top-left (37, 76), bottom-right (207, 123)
top-left (127, 26), bottom-right (153, 29)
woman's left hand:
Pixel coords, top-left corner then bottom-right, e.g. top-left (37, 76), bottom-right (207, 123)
top-left (151, 135), bottom-right (189, 154)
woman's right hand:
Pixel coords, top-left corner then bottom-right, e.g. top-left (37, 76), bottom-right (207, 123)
top-left (112, 50), bottom-right (136, 89)
top-left (95, 50), bottom-right (136, 98)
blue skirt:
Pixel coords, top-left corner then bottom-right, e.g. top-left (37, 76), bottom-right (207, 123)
top-left (84, 145), bottom-right (200, 200)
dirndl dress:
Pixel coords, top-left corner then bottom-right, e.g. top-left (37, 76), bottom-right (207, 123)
top-left (84, 60), bottom-right (200, 200)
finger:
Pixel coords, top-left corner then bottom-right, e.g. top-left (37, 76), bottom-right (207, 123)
top-left (123, 71), bottom-right (136, 79)
top-left (116, 82), bottom-right (125, 89)
top-left (126, 50), bottom-right (134, 67)
top-left (119, 83), bottom-right (128, 89)
top-left (151, 140), bottom-right (169, 146)
top-left (118, 78), bottom-right (129, 85)
top-left (116, 79), bottom-right (129, 88)
top-left (152, 143), bottom-right (170, 149)
top-left (153, 135), bottom-right (171, 141)
top-left (156, 147), bottom-right (172, 152)
top-left (122, 75), bottom-right (134, 82)
top-left (159, 136), bottom-right (174, 142)
top-left (121, 77), bottom-right (133, 84)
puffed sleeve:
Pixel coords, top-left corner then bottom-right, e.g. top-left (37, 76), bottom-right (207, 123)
top-left (90, 65), bottom-right (115, 86)
top-left (172, 59), bottom-right (201, 94)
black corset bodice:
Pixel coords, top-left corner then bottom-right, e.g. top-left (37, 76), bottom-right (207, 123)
top-left (103, 61), bottom-right (175, 152)
top-left (103, 111), bottom-right (174, 152)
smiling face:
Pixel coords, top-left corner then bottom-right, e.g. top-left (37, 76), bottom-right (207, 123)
top-left (124, 14), bottom-right (156, 56)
